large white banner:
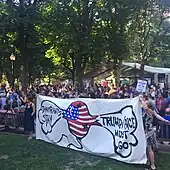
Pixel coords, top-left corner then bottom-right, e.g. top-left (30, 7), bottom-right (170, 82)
top-left (36, 95), bottom-right (147, 164)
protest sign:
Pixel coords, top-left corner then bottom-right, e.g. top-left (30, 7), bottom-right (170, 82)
top-left (136, 80), bottom-right (147, 93)
top-left (36, 95), bottom-right (147, 164)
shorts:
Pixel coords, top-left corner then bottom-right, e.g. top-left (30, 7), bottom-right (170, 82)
top-left (146, 131), bottom-right (157, 151)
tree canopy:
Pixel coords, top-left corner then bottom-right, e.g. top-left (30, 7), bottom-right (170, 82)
top-left (0, 0), bottom-right (170, 90)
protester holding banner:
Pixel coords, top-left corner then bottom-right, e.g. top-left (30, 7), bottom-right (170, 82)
top-left (141, 97), bottom-right (170, 170)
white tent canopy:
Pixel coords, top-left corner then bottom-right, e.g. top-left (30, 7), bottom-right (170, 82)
top-left (123, 62), bottom-right (170, 74)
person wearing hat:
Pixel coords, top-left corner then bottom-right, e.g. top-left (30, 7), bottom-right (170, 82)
top-left (140, 97), bottom-right (170, 170)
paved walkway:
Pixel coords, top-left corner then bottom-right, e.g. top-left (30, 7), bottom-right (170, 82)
top-left (158, 142), bottom-right (170, 152)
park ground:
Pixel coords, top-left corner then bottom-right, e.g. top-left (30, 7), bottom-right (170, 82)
top-left (0, 134), bottom-right (170, 170)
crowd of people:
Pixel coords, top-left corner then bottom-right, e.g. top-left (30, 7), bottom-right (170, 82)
top-left (1, 81), bottom-right (170, 170)
top-left (0, 82), bottom-right (135, 113)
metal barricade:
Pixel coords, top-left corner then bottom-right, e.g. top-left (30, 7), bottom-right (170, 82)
top-left (0, 111), bottom-right (24, 130)
top-left (157, 123), bottom-right (170, 141)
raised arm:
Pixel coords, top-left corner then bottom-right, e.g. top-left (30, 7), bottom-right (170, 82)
top-left (140, 100), bottom-right (153, 117)
top-left (153, 111), bottom-right (170, 124)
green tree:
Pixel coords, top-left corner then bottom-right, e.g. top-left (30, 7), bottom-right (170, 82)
top-left (42, 0), bottom-right (140, 88)
top-left (95, 0), bottom-right (140, 84)
top-left (42, 0), bottom-right (104, 90)
top-left (0, 0), bottom-right (54, 90)
top-left (127, 0), bottom-right (170, 77)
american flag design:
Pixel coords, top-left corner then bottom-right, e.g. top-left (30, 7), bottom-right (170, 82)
top-left (64, 101), bottom-right (101, 139)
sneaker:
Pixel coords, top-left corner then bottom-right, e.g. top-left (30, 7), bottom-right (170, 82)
top-left (159, 141), bottom-right (164, 144)
top-left (27, 136), bottom-right (32, 140)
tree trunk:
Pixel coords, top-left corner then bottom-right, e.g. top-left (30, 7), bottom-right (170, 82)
top-left (0, 71), bottom-right (2, 83)
top-left (17, 0), bottom-right (29, 92)
top-left (21, 57), bottom-right (29, 92)
top-left (75, 55), bottom-right (84, 92)
top-left (115, 70), bottom-right (121, 86)
top-left (140, 63), bottom-right (145, 80)
top-left (28, 73), bottom-right (33, 87)
top-left (114, 60), bottom-right (122, 86)
top-left (134, 63), bottom-right (137, 85)
top-left (71, 71), bottom-right (75, 86)
top-left (6, 72), bottom-right (12, 86)
top-left (71, 54), bottom-right (76, 86)
top-left (115, 65), bottom-right (122, 86)
top-left (0, 61), bottom-right (2, 82)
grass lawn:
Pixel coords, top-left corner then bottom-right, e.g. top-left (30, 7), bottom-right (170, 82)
top-left (0, 134), bottom-right (170, 170)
